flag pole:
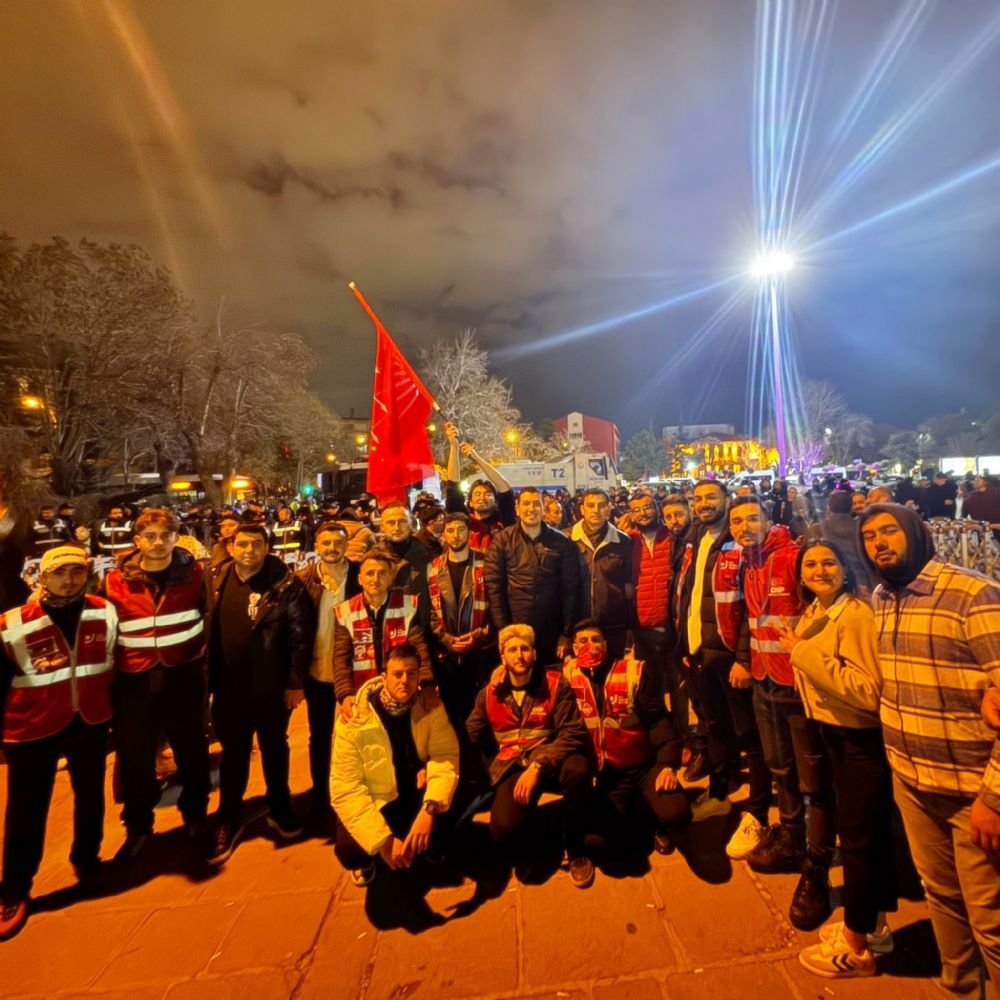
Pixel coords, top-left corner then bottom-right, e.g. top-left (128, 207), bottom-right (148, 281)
top-left (347, 280), bottom-right (442, 413)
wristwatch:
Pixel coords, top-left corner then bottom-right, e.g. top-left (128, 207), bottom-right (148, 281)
top-left (422, 800), bottom-right (443, 816)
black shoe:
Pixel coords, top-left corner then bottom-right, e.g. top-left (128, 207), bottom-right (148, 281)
top-left (682, 750), bottom-right (710, 783)
top-left (208, 822), bottom-right (244, 866)
top-left (789, 854), bottom-right (832, 931)
top-left (0, 896), bottom-right (28, 940)
top-left (746, 824), bottom-right (804, 874)
top-left (568, 856), bottom-right (595, 889)
top-left (654, 830), bottom-right (676, 856)
top-left (114, 832), bottom-right (150, 864)
top-left (72, 859), bottom-right (104, 894)
top-left (266, 811), bottom-right (304, 840)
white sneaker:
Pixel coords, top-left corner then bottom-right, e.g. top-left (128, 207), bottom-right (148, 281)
top-left (819, 920), bottom-right (894, 955)
top-left (799, 924), bottom-right (876, 978)
top-left (726, 811), bottom-right (765, 859)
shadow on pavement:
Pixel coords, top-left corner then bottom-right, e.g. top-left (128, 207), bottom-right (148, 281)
top-left (880, 918), bottom-right (941, 979)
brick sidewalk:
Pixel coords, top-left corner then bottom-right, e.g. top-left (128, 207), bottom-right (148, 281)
top-left (0, 713), bottom-right (946, 1000)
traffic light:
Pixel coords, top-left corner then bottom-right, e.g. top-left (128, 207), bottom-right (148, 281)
top-left (301, 483), bottom-right (315, 496)
top-left (281, 443), bottom-right (291, 460)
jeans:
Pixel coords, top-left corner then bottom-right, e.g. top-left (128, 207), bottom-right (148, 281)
top-left (821, 724), bottom-right (897, 933)
top-left (752, 678), bottom-right (834, 853)
top-left (111, 664), bottom-right (211, 835)
top-left (893, 775), bottom-right (1000, 1000)
top-left (2, 718), bottom-right (109, 898)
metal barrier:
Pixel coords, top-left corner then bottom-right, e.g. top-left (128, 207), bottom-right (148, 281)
top-left (927, 520), bottom-right (1000, 581)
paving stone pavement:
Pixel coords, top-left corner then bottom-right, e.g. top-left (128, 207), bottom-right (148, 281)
top-left (0, 713), bottom-right (952, 999)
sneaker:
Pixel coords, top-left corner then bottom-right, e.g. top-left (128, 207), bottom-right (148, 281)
top-left (691, 791), bottom-right (732, 821)
top-left (568, 856), bottom-right (595, 889)
top-left (351, 863), bottom-right (376, 887)
top-left (653, 830), bottom-right (676, 856)
top-left (682, 750), bottom-right (710, 783)
top-left (799, 924), bottom-right (876, 979)
top-left (726, 812), bottom-right (766, 859)
top-left (746, 824), bottom-right (804, 874)
top-left (0, 896), bottom-right (28, 940)
top-left (266, 812), bottom-right (304, 840)
top-left (113, 832), bottom-right (150, 864)
top-left (820, 921), bottom-right (894, 955)
top-left (789, 854), bottom-right (832, 931)
top-left (207, 822), bottom-right (244, 866)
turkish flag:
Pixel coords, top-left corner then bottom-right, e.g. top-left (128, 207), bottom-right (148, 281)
top-left (350, 283), bottom-right (436, 505)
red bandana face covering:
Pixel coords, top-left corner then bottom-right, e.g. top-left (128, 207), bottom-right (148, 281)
top-left (575, 639), bottom-right (606, 670)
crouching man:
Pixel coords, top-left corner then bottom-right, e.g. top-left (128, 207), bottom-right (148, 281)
top-left (0, 545), bottom-right (116, 940)
top-left (466, 624), bottom-right (594, 887)
top-left (564, 620), bottom-right (692, 862)
top-left (331, 644), bottom-right (459, 887)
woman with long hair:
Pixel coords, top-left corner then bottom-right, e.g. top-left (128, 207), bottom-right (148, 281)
top-left (776, 539), bottom-right (898, 979)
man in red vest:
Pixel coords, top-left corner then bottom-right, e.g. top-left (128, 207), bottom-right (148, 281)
top-left (332, 550), bottom-right (433, 722)
top-left (563, 620), bottom-right (691, 863)
top-left (0, 545), bottom-right (116, 939)
top-left (102, 508), bottom-right (211, 863)
top-left (466, 624), bottom-right (594, 887)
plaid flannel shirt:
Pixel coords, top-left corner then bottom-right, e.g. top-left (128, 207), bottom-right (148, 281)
top-left (873, 557), bottom-right (1000, 810)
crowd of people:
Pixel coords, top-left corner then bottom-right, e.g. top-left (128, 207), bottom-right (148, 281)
top-left (1, 427), bottom-right (999, 997)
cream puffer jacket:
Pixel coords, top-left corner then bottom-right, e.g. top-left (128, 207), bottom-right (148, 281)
top-left (330, 676), bottom-right (459, 855)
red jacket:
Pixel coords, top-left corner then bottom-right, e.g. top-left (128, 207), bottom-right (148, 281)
top-left (0, 596), bottom-right (116, 742)
top-left (741, 526), bottom-right (803, 685)
top-left (104, 551), bottom-right (206, 673)
top-left (629, 527), bottom-right (672, 629)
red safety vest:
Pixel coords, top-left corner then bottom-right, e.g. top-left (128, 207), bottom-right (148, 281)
top-left (427, 554), bottom-right (489, 635)
top-left (485, 670), bottom-right (561, 766)
top-left (564, 657), bottom-right (651, 770)
top-left (335, 591), bottom-right (417, 687)
top-left (0, 596), bottom-right (116, 742)
top-left (104, 563), bottom-right (206, 672)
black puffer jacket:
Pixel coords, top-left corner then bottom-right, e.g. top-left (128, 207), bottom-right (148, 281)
top-left (206, 554), bottom-right (315, 699)
top-left (483, 523), bottom-right (580, 638)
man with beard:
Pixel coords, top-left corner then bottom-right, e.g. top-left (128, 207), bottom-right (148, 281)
top-left (296, 522), bottom-right (360, 818)
top-left (442, 421), bottom-right (516, 553)
top-left (721, 498), bottom-right (836, 931)
top-left (676, 482), bottom-right (771, 848)
top-left (93, 505), bottom-right (134, 560)
top-left (466, 624), bottom-right (593, 887)
top-left (428, 513), bottom-right (494, 731)
top-left (102, 508), bottom-right (211, 863)
top-left (205, 524), bottom-right (315, 864)
top-left (564, 620), bottom-right (691, 863)
top-left (0, 545), bottom-right (116, 940)
top-left (860, 504), bottom-right (1000, 997)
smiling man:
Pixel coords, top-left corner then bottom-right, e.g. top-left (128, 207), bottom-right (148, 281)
top-left (860, 503), bottom-right (1000, 1000)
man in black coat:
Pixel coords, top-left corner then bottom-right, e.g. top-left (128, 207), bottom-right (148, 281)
top-left (204, 524), bottom-right (315, 864)
top-left (483, 488), bottom-right (580, 665)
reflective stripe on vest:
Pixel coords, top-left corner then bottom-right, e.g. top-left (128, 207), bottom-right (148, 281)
top-left (99, 522), bottom-right (133, 551)
top-left (116, 608), bottom-right (204, 649)
top-left (335, 592), bottom-right (416, 684)
top-left (485, 671), bottom-right (560, 764)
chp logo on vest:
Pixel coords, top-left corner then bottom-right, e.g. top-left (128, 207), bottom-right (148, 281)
top-left (26, 636), bottom-right (69, 673)
top-left (769, 583), bottom-right (789, 596)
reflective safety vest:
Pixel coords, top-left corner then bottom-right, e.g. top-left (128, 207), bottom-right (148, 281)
top-left (104, 563), bottom-right (206, 672)
top-left (0, 596), bottom-right (116, 742)
top-left (335, 591), bottom-right (417, 687)
top-left (98, 520), bottom-right (134, 555)
top-left (563, 657), bottom-right (651, 770)
top-left (32, 519), bottom-right (67, 554)
top-left (271, 520), bottom-right (303, 552)
top-left (485, 670), bottom-right (561, 767)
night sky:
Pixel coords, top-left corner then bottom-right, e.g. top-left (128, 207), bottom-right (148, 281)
top-left (4, 1), bottom-right (999, 437)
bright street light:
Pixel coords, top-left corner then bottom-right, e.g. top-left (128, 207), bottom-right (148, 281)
top-left (20, 395), bottom-right (44, 410)
top-left (750, 252), bottom-right (796, 278)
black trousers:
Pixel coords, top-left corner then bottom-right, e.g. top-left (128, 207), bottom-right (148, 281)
top-left (334, 787), bottom-right (424, 871)
top-left (633, 628), bottom-right (689, 743)
top-left (582, 763), bottom-right (692, 851)
top-left (2, 718), bottom-right (109, 898)
top-left (821, 724), bottom-right (898, 933)
top-left (688, 648), bottom-right (771, 823)
top-left (489, 754), bottom-right (592, 857)
top-left (112, 664), bottom-right (211, 835)
top-left (212, 693), bottom-right (293, 826)
top-left (304, 676), bottom-right (335, 808)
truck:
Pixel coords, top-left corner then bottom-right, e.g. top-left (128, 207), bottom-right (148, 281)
top-left (495, 452), bottom-right (620, 493)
